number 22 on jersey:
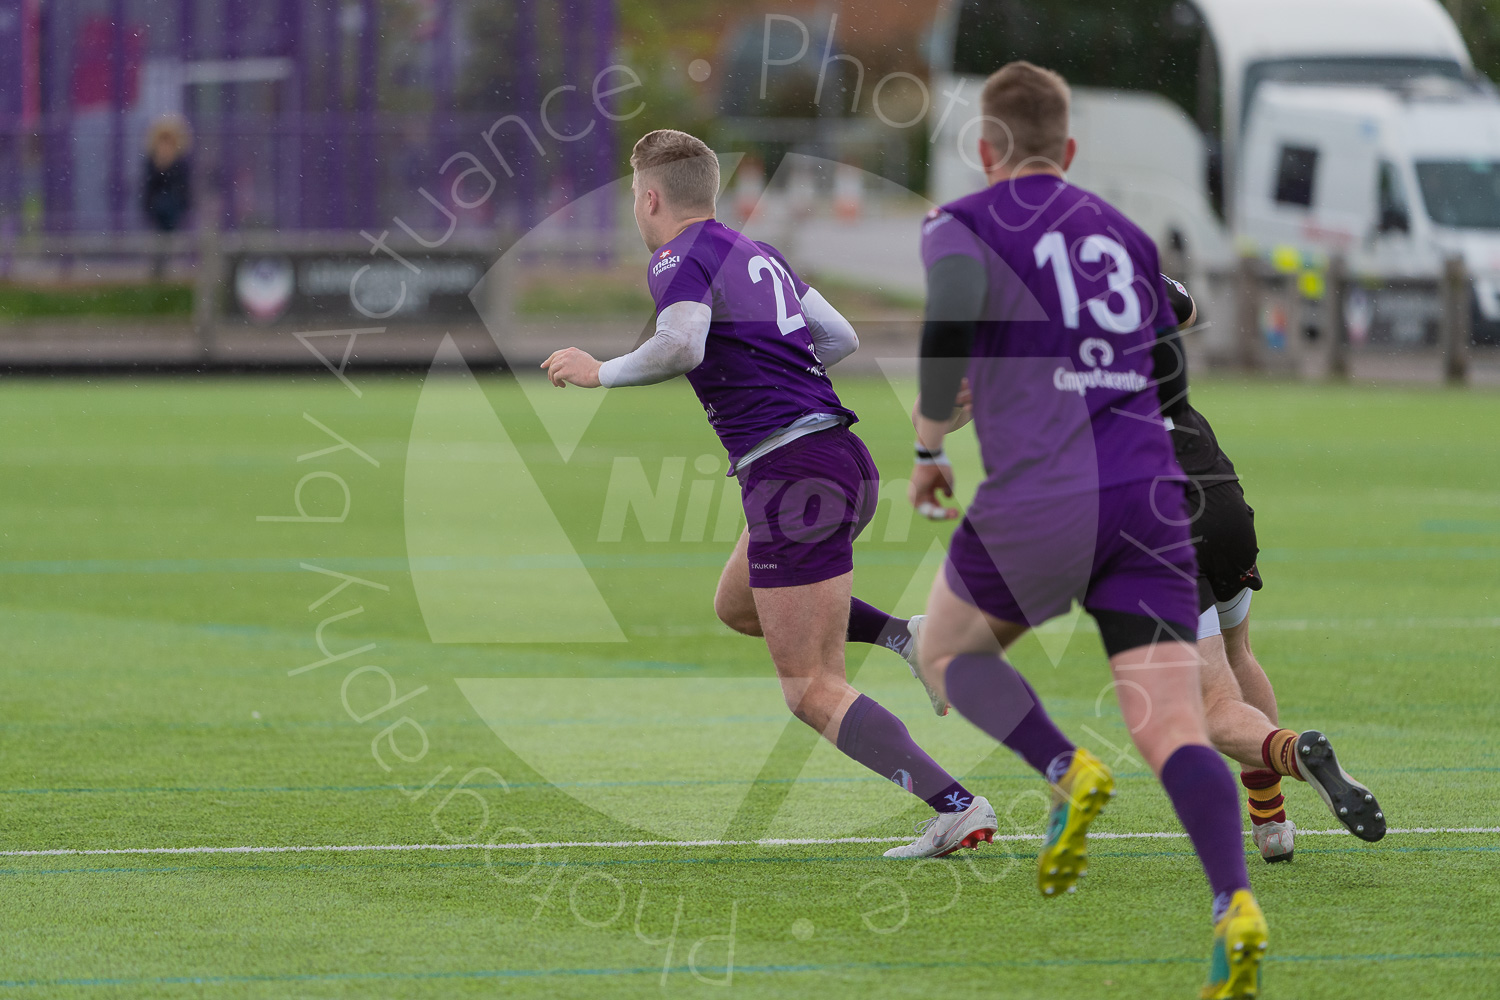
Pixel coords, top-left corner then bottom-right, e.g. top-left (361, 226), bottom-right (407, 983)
top-left (747, 255), bottom-right (807, 336)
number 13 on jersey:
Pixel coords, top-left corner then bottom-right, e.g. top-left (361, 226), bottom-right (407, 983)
top-left (1033, 231), bottom-right (1143, 334)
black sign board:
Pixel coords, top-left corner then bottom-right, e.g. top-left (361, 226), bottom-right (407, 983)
top-left (226, 252), bottom-right (491, 324)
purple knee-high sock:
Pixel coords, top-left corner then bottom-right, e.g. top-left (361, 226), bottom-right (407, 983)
top-left (846, 597), bottom-right (911, 654)
top-left (1160, 744), bottom-right (1251, 918)
top-left (836, 694), bottom-right (974, 813)
top-left (945, 654), bottom-right (1075, 778)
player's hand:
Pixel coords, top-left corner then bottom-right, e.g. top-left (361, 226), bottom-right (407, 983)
top-left (909, 461), bottom-right (960, 521)
top-left (541, 348), bottom-right (602, 388)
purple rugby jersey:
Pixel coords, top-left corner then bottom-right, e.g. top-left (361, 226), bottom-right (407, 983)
top-left (646, 220), bottom-right (856, 469)
top-left (920, 175), bottom-right (1181, 502)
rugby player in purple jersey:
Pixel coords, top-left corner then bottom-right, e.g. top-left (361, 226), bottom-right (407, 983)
top-left (543, 129), bottom-right (998, 858)
top-left (902, 63), bottom-right (1267, 997)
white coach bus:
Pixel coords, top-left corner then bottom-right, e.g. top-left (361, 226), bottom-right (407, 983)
top-left (928, 0), bottom-right (1500, 342)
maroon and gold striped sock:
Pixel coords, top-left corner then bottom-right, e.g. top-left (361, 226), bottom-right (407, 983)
top-left (1261, 728), bottom-right (1304, 780)
top-left (1241, 768), bottom-right (1286, 826)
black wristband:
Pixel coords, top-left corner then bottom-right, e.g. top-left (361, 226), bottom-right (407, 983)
top-left (915, 443), bottom-right (946, 465)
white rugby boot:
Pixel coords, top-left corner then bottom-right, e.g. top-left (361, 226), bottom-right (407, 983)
top-left (883, 795), bottom-right (997, 859)
top-left (1251, 818), bottom-right (1295, 863)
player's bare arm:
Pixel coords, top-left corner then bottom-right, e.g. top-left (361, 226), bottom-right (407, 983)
top-left (910, 378), bottom-right (974, 434)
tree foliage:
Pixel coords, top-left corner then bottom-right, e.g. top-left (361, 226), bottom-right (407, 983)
top-left (1447, 0), bottom-right (1500, 82)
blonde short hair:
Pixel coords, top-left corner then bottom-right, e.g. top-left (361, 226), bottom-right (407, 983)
top-left (980, 61), bottom-right (1070, 165)
top-left (630, 129), bottom-right (719, 213)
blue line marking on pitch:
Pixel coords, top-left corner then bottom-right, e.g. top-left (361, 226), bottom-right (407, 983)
top-left (0, 551), bottom-right (931, 577)
top-left (0, 544), bottom-right (1495, 577)
top-left (0, 771), bottom-right (1116, 796)
top-left (2, 844), bottom-right (1495, 879)
top-left (2, 763), bottom-right (1490, 797)
top-left (0, 951), bottom-right (1489, 989)
top-left (1421, 519), bottom-right (1500, 533)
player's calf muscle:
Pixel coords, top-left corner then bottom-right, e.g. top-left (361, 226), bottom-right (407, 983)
top-left (778, 675), bottom-right (854, 734)
top-left (755, 576), bottom-right (854, 731)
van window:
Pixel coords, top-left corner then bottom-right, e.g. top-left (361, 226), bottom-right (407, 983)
top-left (1415, 161), bottom-right (1500, 229)
top-left (1378, 162), bottom-right (1411, 232)
top-left (1273, 146), bottom-right (1318, 207)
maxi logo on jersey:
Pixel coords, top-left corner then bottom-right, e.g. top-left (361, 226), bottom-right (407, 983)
top-left (651, 249), bottom-right (681, 278)
top-left (921, 208), bottom-right (954, 235)
top-left (1053, 336), bottom-right (1147, 396)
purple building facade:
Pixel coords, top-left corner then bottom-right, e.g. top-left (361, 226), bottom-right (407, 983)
top-left (1, 0), bottom-right (620, 234)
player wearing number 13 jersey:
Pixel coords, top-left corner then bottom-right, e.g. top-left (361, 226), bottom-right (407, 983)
top-left (543, 129), bottom-right (999, 860)
top-left (905, 63), bottom-right (1267, 998)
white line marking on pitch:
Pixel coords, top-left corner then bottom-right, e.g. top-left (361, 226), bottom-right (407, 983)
top-left (1, 827), bottom-right (1495, 858)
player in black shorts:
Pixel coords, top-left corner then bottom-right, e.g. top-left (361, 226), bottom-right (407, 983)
top-left (1156, 277), bottom-right (1387, 861)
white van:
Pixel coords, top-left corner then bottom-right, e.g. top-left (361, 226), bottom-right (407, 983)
top-left (929, 0), bottom-right (1472, 235)
top-left (926, 0), bottom-right (1490, 344)
top-left (1238, 79), bottom-right (1500, 342)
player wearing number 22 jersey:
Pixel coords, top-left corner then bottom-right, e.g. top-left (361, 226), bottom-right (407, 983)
top-left (544, 129), bottom-right (998, 862)
top-left (644, 221), bottom-right (855, 476)
top-left (642, 218), bottom-right (1001, 853)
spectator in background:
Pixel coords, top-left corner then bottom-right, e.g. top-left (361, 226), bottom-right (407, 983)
top-left (142, 115), bottom-right (192, 279)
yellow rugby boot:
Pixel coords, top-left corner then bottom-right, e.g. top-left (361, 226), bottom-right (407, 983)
top-left (1037, 748), bottom-right (1114, 898)
top-left (1200, 889), bottom-right (1269, 999)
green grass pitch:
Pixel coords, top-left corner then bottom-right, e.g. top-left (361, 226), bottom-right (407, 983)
top-left (0, 369), bottom-right (1496, 998)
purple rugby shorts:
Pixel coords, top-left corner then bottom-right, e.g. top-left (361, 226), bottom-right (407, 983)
top-left (945, 476), bottom-right (1199, 629)
top-left (737, 426), bottom-right (879, 589)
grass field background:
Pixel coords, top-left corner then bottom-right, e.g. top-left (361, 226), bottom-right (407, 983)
top-left (1, 367), bottom-right (1496, 998)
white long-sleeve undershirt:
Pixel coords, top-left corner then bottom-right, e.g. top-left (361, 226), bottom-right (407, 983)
top-left (596, 288), bottom-right (858, 388)
top-left (801, 287), bottom-right (859, 365)
top-left (597, 301), bottom-right (712, 388)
